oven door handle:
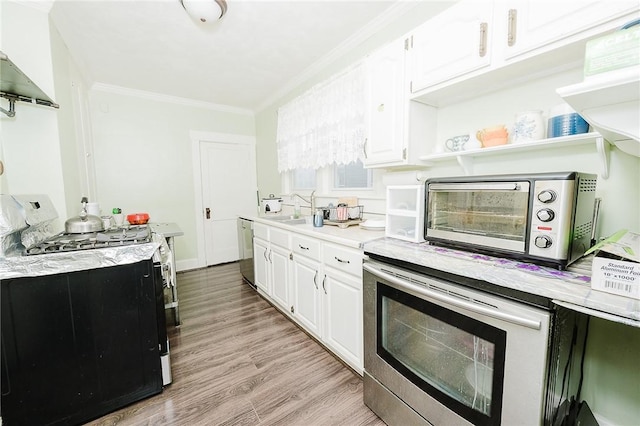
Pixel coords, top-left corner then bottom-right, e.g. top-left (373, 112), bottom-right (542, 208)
top-left (363, 264), bottom-right (542, 330)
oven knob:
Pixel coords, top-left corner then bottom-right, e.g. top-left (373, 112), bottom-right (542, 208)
top-left (536, 208), bottom-right (555, 222)
top-left (537, 190), bottom-right (557, 203)
top-left (534, 235), bottom-right (553, 248)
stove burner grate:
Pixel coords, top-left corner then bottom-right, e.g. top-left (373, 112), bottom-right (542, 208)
top-left (24, 225), bottom-right (153, 256)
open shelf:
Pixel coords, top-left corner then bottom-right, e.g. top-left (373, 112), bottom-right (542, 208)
top-left (418, 133), bottom-right (611, 178)
top-left (557, 67), bottom-right (640, 157)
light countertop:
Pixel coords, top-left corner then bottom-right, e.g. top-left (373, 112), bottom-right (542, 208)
top-left (363, 238), bottom-right (640, 327)
top-left (247, 215), bottom-right (385, 249)
top-left (149, 222), bottom-right (184, 237)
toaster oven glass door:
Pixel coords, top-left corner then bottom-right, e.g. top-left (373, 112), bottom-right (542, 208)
top-left (426, 182), bottom-right (530, 252)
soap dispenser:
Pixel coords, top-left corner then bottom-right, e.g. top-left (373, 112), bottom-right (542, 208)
top-left (294, 199), bottom-right (301, 218)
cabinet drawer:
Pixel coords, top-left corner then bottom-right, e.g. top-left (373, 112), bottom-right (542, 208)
top-left (323, 243), bottom-right (363, 277)
top-left (292, 235), bottom-right (321, 259)
top-left (253, 222), bottom-right (269, 240)
top-left (270, 227), bottom-right (290, 248)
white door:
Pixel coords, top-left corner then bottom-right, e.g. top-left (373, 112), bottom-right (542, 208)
top-left (200, 141), bottom-right (257, 266)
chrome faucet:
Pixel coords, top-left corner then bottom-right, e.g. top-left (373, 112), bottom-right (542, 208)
top-left (292, 190), bottom-right (316, 213)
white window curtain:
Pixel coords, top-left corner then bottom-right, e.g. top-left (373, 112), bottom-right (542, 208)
top-left (277, 63), bottom-right (366, 173)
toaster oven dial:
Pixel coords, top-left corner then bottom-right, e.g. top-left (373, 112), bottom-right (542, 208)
top-left (534, 235), bottom-right (553, 249)
top-left (537, 190), bottom-right (557, 203)
top-left (536, 208), bottom-right (555, 222)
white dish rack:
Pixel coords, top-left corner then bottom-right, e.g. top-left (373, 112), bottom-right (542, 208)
top-left (322, 205), bottom-right (364, 228)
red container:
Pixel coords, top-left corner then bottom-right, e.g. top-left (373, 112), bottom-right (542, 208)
top-left (126, 213), bottom-right (149, 225)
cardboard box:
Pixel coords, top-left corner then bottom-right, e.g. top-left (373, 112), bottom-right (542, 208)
top-left (588, 230), bottom-right (640, 299)
top-left (584, 26), bottom-right (640, 77)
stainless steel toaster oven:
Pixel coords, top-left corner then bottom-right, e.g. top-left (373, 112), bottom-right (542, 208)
top-left (424, 172), bottom-right (598, 269)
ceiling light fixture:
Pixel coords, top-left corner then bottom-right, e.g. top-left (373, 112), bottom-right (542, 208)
top-left (181, 0), bottom-right (228, 23)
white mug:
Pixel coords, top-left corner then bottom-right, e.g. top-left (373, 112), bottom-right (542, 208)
top-left (513, 110), bottom-right (545, 143)
top-left (113, 213), bottom-right (124, 227)
top-left (445, 134), bottom-right (470, 152)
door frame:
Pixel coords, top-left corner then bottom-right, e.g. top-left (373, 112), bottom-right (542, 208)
top-left (190, 131), bottom-right (258, 269)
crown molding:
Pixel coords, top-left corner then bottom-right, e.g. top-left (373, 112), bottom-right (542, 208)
top-left (10, 0), bottom-right (54, 14)
top-left (90, 82), bottom-right (254, 116)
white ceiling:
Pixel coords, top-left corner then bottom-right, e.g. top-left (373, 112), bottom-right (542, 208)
top-left (48, 0), bottom-right (436, 112)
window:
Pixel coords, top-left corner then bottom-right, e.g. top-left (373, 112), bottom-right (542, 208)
top-left (292, 168), bottom-right (316, 190)
top-left (334, 160), bottom-right (372, 189)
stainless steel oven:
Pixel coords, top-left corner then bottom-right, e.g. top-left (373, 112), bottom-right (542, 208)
top-left (363, 258), bottom-right (555, 426)
top-left (425, 172), bottom-right (597, 269)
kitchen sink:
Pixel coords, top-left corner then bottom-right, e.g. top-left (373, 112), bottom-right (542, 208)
top-left (264, 215), bottom-right (307, 225)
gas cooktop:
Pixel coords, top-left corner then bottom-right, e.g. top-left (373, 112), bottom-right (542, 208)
top-left (24, 225), bottom-right (152, 256)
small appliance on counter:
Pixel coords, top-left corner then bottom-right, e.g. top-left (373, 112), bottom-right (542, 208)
top-left (262, 194), bottom-right (282, 213)
top-left (424, 171), bottom-right (598, 269)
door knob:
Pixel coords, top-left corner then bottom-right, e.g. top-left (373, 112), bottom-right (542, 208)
top-left (205, 207), bottom-right (211, 219)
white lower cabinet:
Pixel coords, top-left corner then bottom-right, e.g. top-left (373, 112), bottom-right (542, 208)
top-left (322, 267), bottom-right (363, 373)
top-left (270, 244), bottom-right (291, 312)
top-left (253, 223), bottom-right (292, 313)
top-left (291, 254), bottom-right (322, 338)
top-left (253, 237), bottom-right (270, 294)
top-left (321, 242), bottom-right (364, 373)
top-left (255, 224), bottom-right (365, 374)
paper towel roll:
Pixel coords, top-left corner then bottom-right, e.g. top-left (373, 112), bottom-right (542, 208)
top-left (86, 202), bottom-right (100, 216)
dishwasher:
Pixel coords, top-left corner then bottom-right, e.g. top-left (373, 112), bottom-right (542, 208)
top-left (237, 217), bottom-right (255, 289)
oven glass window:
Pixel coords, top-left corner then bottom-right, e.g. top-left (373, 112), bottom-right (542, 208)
top-left (428, 185), bottom-right (529, 242)
top-left (378, 283), bottom-right (506, 426)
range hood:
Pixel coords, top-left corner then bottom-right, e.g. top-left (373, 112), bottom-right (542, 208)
top-left (1, 51), bottom-right (59, 117)
top-left (557, 66), bottom-right (639, 157)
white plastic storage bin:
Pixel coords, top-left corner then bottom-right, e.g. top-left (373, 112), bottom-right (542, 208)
top-left (385, 185), bottom-right (425, 242)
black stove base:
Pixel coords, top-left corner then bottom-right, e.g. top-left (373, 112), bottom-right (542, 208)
top-left (1, 259), bottom-right (165, 426)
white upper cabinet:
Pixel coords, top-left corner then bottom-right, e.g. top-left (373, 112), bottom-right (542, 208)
top-left (364, 38), bottom-right (437, 168)
top-left (410, 0), bottom-right (494, 93)
top-left (501, 0), bottom-right (640, 60)
top-left (364, 38), bottom-right (408, 166)
top-left (409, 0), bottom-right (639, 106)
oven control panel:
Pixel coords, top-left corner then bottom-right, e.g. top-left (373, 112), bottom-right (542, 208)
top-left (528, 179), bottom-right (575, 260)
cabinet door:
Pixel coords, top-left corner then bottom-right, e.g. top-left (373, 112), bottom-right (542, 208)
top-left (364, 38), bottom-right (407, 166)
top-left (410, 0), bottom-right (493, 93)
top-left (270, 244), bottom-right (291, 311)
top-left (292, 255), bottom-right (322, 338)
top-left (253, 238), bottom-right (270, 294)
top-left (323, 269), bottom-right (363, 373)
top-left (502, 0), bottom-right (639, 60)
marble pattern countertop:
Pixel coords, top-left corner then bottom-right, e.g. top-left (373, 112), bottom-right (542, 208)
top-left (363, 237), bottom-right (640, 328)
top-left (248, 215), bottom-right (385, 249)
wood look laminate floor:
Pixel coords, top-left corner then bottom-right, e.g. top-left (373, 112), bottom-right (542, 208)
top-left (88, 262), bottom-right (385, 426)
